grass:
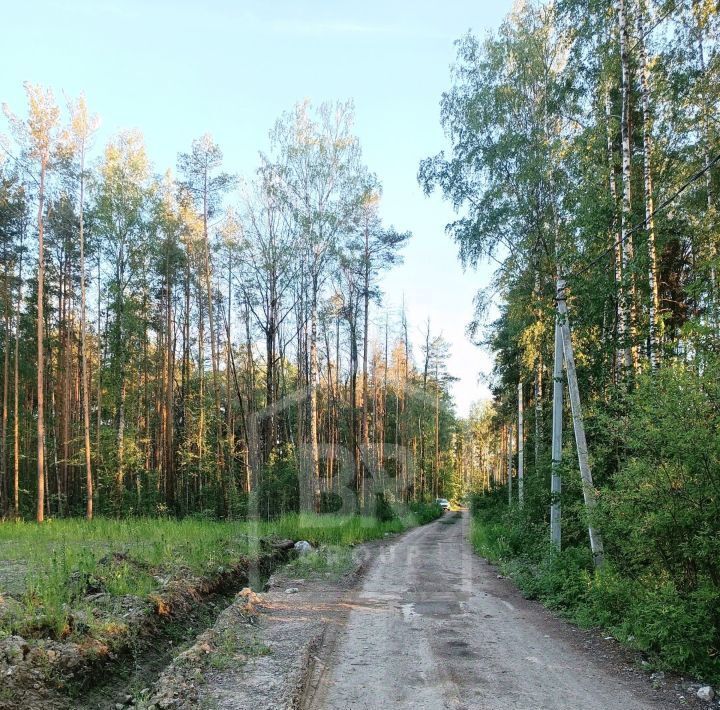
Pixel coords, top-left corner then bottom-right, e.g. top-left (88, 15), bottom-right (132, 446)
top-left (469, 495), bottom-right (720, 684)
top-left (284, 545), bottom-right (355, 580)
top-left (207, 626), bottom-right (271, 670)
top-left (0, 509), bottom-right (432, 642)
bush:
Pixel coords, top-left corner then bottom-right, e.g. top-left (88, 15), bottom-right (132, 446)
top-left (600, 364), bottom-right (720, 592)
top-left (468, 360), bottom-right (720, 683)
top-left (319, 491), bottom-right (344, 514)
top-left (255, 445), bottom-right (299, 519)
top-left (374, 492), bottom-right (396, 522)
top-left (408, 500), bottom-right (443, 525)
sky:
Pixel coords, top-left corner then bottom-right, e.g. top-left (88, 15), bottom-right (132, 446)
top-left (1, 0), bottom-right (514, 416)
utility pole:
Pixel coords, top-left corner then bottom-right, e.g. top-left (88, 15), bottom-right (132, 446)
top-left (517, 382), bottom-right (524, 507)
top-left (506, 422), bottom-right (513, 505)
top-left (556, 279), bottom-right (605, 567)
top-left (550, 318), bottom-right (563, 549)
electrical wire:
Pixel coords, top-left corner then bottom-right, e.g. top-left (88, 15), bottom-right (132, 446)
top-left (557, 149), bottom-right (720, 292)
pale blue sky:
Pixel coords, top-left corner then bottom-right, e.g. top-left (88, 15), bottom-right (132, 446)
top-left (1, 0), bottom-right (513, 415)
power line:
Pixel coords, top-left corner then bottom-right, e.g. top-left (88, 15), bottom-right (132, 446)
top-left (628, 1), bottom-right (678, 55)
top-left (559, 150), bottom-right (720, 291)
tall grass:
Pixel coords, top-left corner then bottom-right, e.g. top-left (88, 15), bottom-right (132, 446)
top-left (0, 510), bottom-right (429, 639)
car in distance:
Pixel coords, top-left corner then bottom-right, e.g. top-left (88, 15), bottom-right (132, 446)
top-left (435, 498), bottom-right (450, 511)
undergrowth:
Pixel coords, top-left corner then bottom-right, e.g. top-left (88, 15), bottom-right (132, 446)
top-left (470, 487), bottom-right (720, 684)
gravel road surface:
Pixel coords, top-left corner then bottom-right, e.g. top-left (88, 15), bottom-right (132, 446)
top-left (305, 511), bottom-right (678, 710)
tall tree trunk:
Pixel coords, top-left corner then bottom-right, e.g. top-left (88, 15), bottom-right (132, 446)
top-left (225, 254), bottom-right (234, 509)
top-left (695, 6), bottom-right (716, 329)
top-left (617, 0), bottom-right (638, 374)
top-left (605, 87), bottom-right (626, 381)
top-left (96, 258), bottom-right (103, 470)
top-left (244, 296), bottom-right (256, 493)
top-left (361, 223), bottom-right (370, 472)
top-left (401, 304), bottom-right (410, 499)
top-left (308, 275), bottom-right (320, 510)
top-left (1, 250), bottom-right (9, 514)
top-left (181, 247), bottom-right (191, 501)
top-left (349, 310), bottom-right (360, 502)
top-left (434, 364), bottom-right (440, 497)
top-left (506, 422), bottom-right (513, 504)
top-left (197, 281), bottom-right (206, 497)
top-left (60, 258), bottom-right (69, 516)
top-left (517, 382), bottom-right (524, 507)
top-left (637, 2), bottom-right (661, 366)
top-left (13, 231), bottom-right (23, 518)
top-left (201, 178), bottom-right (224, 475)
top-left (550, 318), bottom-right (563, 549)
top-left (78, 138), bottom-right (93, 519)
top-left (382, 317), bottom-right (388, 489)
top-left (163, 244), bottom-right (175, 509)
top-left (36, 157), bottom-right (47, 523)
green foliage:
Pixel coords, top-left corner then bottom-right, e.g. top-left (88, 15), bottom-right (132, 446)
top-left (319, 491), bottom-right (343, 514)
top-left (374, 492), bottom-right (396, 522)
top-left (599, 363), bottom-right (720, 593)
top-left (254, 445), bottom-right (300, 519)
top-left (408, 500), bottom-right (443, 525)
top-left (469, 363), bottom-right (720, 686)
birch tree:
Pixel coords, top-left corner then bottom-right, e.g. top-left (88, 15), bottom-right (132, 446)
top-left (268, 101), bottom-right (363, 506)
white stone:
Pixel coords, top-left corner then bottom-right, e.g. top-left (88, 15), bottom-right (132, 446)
top-left (285, 587), bottom-right (299, 594)
top-left (294, 540), bottom-right (313, 555)
top-left (697, 686), bottom-right (714, 702)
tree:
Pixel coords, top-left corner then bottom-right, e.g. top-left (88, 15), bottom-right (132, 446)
top-left (268, 100), bottom-right (364, 507)
top-left (356, 183), bottom-right (410, 482)
top-left (65, 94), bottom-right (100, 519)
top-left (4, 83), bottom-right (61, 522)
top-left (93, 130), bottom-right (152, 499)
top-left (238, 170), bottom-right (298, 464)
top-left (178, 135), bottom-right (234, 483)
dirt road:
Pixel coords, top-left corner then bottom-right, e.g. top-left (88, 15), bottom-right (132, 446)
top-left (304, 511), bottom-right (677, 710)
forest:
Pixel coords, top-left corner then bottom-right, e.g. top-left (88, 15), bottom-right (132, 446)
top-left (3, 0), bottom-right (720, 701)
top-left (0, 94), bottom-right (461, 523)
top-left (422, 0), bottom-right (720, 684)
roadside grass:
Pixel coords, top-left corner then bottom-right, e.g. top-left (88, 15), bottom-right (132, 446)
top-left (263, 512), bottom-right (410, 546)
top-left (284, 545), bottom-right (355, 580)
top-left (469, 491), bottom-right (720, 685)
top-left (207, 626), bottom-right (271, 670)
top-left (0, 506), bottom-right (439, 642)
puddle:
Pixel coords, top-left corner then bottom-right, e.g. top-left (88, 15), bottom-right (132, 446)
top-left (400, 603), bottom-right (418, 622)
top-left (413, 600), bottom-right (462, 618)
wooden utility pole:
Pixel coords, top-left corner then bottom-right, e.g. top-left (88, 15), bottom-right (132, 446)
top-left (506, 422), bottom-right (513, 505)
top-left (556, 279), bottom-right (604, 567)
top-left (550, 318), bottom-right (563, 549)
top-left (517, 382), bottom-right (524, 507)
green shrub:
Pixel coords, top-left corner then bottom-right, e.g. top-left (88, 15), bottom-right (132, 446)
top-left (254, 445), bottom-right (299, 519)
top-left (408, 501), bottom-right (443, 525)
top-left (319, 491), bottom-right (344, 514)
top-left (374, 492), bottom-right (396, 522)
